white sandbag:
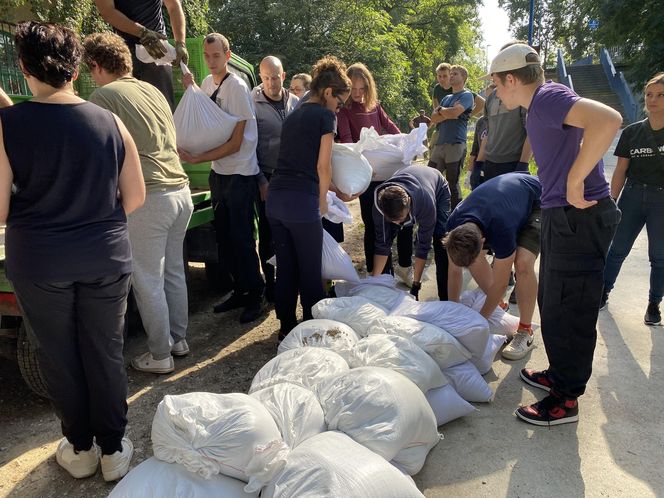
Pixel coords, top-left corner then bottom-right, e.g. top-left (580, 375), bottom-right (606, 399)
top-left (262, 431), bottom-right (424, 498)
top-left (443, 361), bottom-right (494, 403)
top-left (250, 383), bottom-right (326, 449)
top-left (277, 318), bottom-right (359, 362)
top-left (249, 347), bottom-right (349, 394)
top-left (470, 333), bottom-right (507, 375)
top-left (109, 457), bottom-right (258, 498)
top-left (356, 125), bottom-right (428, 181)
top-left (314, 367), bottom-right (439, 475)
top-left (151, 392), bottom-right (287, 491)
top-left (174, 81), bottom-right (239, 156)
top-left (391, 298), bottom-right (490, 360)
top-left (135, 41), bottom-right (176, 65)
top-left (425, 384), bottom-right (477, 427)
top-left (333, 274), bottom-right (396, 297)
top-left (349, 335), bottom-right (447, 393)
top-left (323, 191), bottom-right (353, 224)
top-left (331, 143), bottom-right (373, 196)
top-left (460, 289), bottom-right (521, 337)
top-left (311, 296), bottom-right (387, 337)
top-left (366, 316), bottom-right (472, 370)
top-left (321, 229), bottom-right (359, 282)
top-left (335, 276), bottom-right (411, 312)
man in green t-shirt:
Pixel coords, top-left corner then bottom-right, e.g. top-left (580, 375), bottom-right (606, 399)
top-left (84, 32), bottom-right (193, 375)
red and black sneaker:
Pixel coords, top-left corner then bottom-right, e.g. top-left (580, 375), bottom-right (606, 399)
top-left (515, 394), bottom-right (579, 426)
top-left (519, 368), bottom-right (554, 392)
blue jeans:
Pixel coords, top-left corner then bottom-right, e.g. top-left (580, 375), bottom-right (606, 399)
top-left (603, 179), bottom-right (664, 304)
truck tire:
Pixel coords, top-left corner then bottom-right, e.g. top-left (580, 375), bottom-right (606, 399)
top-left (16, 321), bottom-right (49, 398)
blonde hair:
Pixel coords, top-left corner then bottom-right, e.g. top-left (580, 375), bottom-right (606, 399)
top-left (645, 72), bottom-right (664, 92)
top-left (450, 64), bottom-right (468, 83)
top-left (347, 62), bottom-right (378, 111)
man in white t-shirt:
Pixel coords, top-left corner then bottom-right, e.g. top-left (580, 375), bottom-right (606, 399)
top-left (179, 32), bottom-right (264, 323)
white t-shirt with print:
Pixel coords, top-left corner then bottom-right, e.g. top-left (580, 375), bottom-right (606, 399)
top-left (200, 72), bottom-right (259, 176)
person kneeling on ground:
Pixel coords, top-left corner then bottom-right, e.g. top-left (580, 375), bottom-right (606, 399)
top-left (445, 173), bottom-right (541, 360)
top-left (372, 166), bottom-right (451, 301)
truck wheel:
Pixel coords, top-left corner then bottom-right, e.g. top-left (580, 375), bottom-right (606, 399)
top-left (16, 321), bottom-right (50, 398)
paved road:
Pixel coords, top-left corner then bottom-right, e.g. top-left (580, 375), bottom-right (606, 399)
top-left (418, 134), bottom-right (664, 497)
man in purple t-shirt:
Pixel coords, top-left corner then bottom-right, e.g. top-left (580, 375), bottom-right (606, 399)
top-left (489, 44), bottom-right (622, 426)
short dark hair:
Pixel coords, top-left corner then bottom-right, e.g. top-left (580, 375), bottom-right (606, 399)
top-left (443, 222), bottom-right (483, 267)
top-left (15, 21), bottom-right (81, 88)
top-left (494, 51), bottom-right (544, 86)
top-left (377, 186), bottom-right (410, 221)
top-left (83, 32), bottom-right (132, 76)
top-left (205, 33), bottom-right (230, 52)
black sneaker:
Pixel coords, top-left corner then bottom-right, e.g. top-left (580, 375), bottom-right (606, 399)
top-left (515, 393), bottom-right (579, 426)
top-left (644, 302), bottom-right (662, 326)
top-left (519, 368), bottom-right (554, 392)
top-left (213, 292), bottom-right (248, 313)
top-left (599, 291), bottom-right (609, 311)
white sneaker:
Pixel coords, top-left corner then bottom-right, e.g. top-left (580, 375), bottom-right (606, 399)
top-left (100, 437), bottom-right (133, 482)
top-left (394, 265), bottom-right (414, 287)
top-left (131, 352), bottom-right (174, 374)
top-left (55, 438), bottom-right (99, 478)
top-left (501, 330), bottom-right (535, 360)
top-left (171, 339), bottom-right (190, 357)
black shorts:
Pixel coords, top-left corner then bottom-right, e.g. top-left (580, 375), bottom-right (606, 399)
top-left (517, 205), bottom-right (541, 257)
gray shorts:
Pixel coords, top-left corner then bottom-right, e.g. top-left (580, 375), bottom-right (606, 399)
top-left (430, 143), bottom-right (466, 165)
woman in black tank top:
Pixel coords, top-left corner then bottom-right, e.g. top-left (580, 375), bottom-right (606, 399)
top-left (0, 22), bottom-right (144, 482)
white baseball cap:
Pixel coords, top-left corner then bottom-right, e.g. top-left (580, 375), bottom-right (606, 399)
top-left (489, 44), bottom-right (541, 75)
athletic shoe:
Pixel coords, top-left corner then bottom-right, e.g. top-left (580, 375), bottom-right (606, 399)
top-left (599, 291), bottom-right (609, 311)
top-left (55, 438), bottom-right (99, 479)
top-left (131, 352), bottom-right (174, 374)
top-left (519, 368), bottom-right (554, 392)
top-left (394, 265), bottom-right (414, 287)
top-left (501, 330), bottom-right (534, 360)
top-left (213, 292), bottom-right (248, 313)
top-left (644, 302), bottom-right (662, 326)
top-left (171, 339), bottom-right (189, 357)
top-left (100, 437), bottom-right (133, 482)
top-left (515, 394), bottom-right (579, 426)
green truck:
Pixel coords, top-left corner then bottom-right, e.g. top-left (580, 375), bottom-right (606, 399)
top-left (0, 35), bottom-right (257, 396)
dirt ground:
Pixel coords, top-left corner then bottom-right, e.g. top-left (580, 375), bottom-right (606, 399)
top-left (0, 200), bottom-right (371, 498)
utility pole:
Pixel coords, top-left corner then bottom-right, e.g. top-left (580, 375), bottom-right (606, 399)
top-left (528, 0), bottom-right (535, 45)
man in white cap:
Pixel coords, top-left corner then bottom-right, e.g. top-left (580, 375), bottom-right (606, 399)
top-left (489, 43), bottom-right (622, 426)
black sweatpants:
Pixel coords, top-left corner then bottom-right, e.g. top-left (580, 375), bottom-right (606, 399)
top-left (209, 171), bottom-right (265, 296)
top-left (12, 273), bottom-right (131, 455)
top-left (360, 181), bottom-right (413, 273)
top-left (132, 55), bottom-right (175, 111)
top-left (539, 198), bottom-right (620, 399)
top-left (257, 174), bottom-right (275, 294)
top-left (269, 216), bottom-right (326, 327)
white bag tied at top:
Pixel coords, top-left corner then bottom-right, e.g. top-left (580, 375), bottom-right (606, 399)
top-left (321, 229), bottom-right (360, 282)
top-left (173, 64), bottom-right (239, 156)
top-left (331, 142), bottom-right (373, 196)
top-left (356, 124), bottom-right (428, 181)
top-left (323, 191), bottom-right (353, 224)
top-left (151, 392), bottom-right (287, 492)
top-left (460, 288), bottom-right (522, 338)
top-left (311, 296), bottom-right (387, 337)
top-left (277, 318), bottom-right (360, 362)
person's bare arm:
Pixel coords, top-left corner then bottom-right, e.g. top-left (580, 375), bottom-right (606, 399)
top-left (114, 116), bottom-right (145, 215)
top-left (430, 102), bottom-right (465, 125)
top-left (564, 99), bottom-right (622, 208)
top-left (0, 87), bottom-right (12, 108)
top-left (372, 254), bottom-right (390, 276)
top-left (179, 120), bottom-right (246, 163)
top-left (0, 119), bottom-right (13, 222)
top-left (477, 135), bottom-right (487, 162)
top-left (477, 254), bottom-right (515, 318)
top-left (95, 0), bottom-right (144, 37)
top-left (447, 257), bottom-right (464, 302)
top-left (163, 0), bottom-right (186, 42)
top-left (519, 137), bottom-right (532, 163)
top-left (471, 94), bottom-right (485, 118)
top-left (610, 156), bottom-right (630, 200)
top-left (317, 133), bottom-right (334, 215)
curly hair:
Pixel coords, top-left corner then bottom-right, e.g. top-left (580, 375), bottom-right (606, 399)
top-left (82, 32), bottom-right (132, 76)
top-left (15, 21), bottom-right (81, 88)
top-left (309, 55), bottom-right (351, 98)
top-left (347, 62), bottom-right (378, 111)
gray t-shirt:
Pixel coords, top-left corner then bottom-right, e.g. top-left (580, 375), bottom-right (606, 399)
top-left (484, 90), bottom-right (528, 163)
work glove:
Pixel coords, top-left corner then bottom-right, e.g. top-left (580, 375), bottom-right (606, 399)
top-left (139, 26), bottom-right (168, 59)
top-left (174, 40), bottom-right (189, 66)
top-left (410, 281), bottom-right (422, 301)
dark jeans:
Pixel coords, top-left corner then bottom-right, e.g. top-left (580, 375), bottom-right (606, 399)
top-left (482, 160), bottom-right (528, 182)
top-left (269, 216), bottom-right (326, 326)
top-left (433, 236), bottom-right (449, 301)
top-left (257, 175), bottom-right (275, 294)
top-left (209, 171), bottom-right (264, 295)
top-left (132, 55), bottom-right (175, 111)
top-left (539, 198), bottom-right (620, 399)
top-left (12, 273), bottom-right (131, 455)
top-left (360, 181), bottom-right (413, 273)
top-left (604, 179), bottom-right (664, 304)
top-left (470, 161), bottom-right (483, 190)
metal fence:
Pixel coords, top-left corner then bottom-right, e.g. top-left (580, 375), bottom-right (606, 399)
top-left (0, 20), bottom-right (30, 96)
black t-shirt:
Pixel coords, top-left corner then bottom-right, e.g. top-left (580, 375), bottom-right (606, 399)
top-left (114, 0), bottom-right (166, 46)
top-left (614, 119), bottom-right (664, 187)
top-left (263, 91), bottom-right (286, 120)
top-left (270, 102), bottom-right (336, 195)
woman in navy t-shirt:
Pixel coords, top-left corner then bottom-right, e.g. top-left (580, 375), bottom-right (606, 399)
top-left (267, 56), bottom-right (351, 339)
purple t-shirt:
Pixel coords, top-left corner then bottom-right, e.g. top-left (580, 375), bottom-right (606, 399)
top-left (526, 82), bottom-right (610, 208)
